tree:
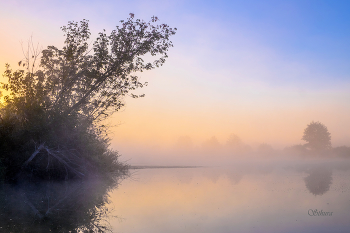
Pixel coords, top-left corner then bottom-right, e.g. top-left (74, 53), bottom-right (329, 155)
top-left (2, 14), bottom-right (176, 123)
top-left (226, 134), bottom-right (242, 148)
top-left (202, 136), bottom-right (221, 151)
top-left (0, 14), bottom-right (176, 181)
top-left (302, 121), bottom-right (331, 151)
top-left (257, 143), bottom-right (274, 152)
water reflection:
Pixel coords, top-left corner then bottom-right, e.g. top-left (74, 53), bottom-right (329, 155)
top-left (304, 166), bottom-right (333, 196)
top-left (3, 161), bottom-right (350, 232)
top-left (110, 161), bottom-right (350, 233)
top-left (0, 176), bottom-right (124, 232)
top-left (223, 170), bottom-right (242, 184)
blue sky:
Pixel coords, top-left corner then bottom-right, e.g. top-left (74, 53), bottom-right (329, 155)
top-left (2, 0), bottom-right (350, 87)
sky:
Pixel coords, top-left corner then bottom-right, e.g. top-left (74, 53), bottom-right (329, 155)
top-left (1, 0), bottom-right (350, 163)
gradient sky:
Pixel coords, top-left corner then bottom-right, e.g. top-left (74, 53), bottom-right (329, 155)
top-left (1, 0), bottom-right (350, 157)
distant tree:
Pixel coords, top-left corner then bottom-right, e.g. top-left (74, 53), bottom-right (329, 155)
top-left (256, 143), bottom-right (275, 157)
top-left (283, 144), bottom-right (307, 157)
top-left (257, 143), bottom-right (273, 152)
top-left (302, 121), bottom-right (331, 151)
top-left (202, 136), bottom-right (221, 150)
top-left (226, 133), bottom-right (252, 154)
top-left (226, 134), bottom-right (242, 148)
top-left (332, 146), bottom-right (350, 158)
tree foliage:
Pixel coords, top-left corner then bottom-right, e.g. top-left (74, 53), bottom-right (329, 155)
top-left (302, 121), bottom-right (331, 151)
top-left (0, 14), bottom-right (176, 181)
top-left (226, 134), bottom-right (242, 148)
top-left (2, 14), bottom-right (176, 122)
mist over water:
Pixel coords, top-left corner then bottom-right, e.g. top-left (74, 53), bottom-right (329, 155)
top-left (115, 122), bottom-right (350, 167)
top-left (108, 159), bottom-right (350, 233)
top-left (116, 142), bottom-right (349, 167)
top-left (2, 158), bottom-right (349, 232)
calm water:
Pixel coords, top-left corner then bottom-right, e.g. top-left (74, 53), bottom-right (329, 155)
top-left (109, 160), bottom-right (350, 233)
top-left (1, 159), bottom-right (350, 232)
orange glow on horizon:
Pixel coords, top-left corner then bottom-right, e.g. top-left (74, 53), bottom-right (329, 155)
top-left (110, 92), bottom-right (350, 150)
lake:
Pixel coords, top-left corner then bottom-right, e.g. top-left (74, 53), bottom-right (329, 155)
top-left (1, 159), bottom-right (350, 232)
top-left (109, 160), bottom-right (350, 233)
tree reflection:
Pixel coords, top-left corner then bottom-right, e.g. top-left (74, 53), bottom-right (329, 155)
top-left (0, 175), bottom-right (125, 232)
top-left (304, 166), bottom-right (332, 196)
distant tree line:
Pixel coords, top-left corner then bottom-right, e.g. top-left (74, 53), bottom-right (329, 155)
top-left (285, 121), bottom-right (350, 158)
top-left (175, 121), bottom-right (350, 159)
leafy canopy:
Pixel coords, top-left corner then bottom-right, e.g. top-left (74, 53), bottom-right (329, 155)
top-left (0, 14), bottom-right (176, 180)
top-left (302, 121), bottom-right (331, 150)
top-left (1, 14), bottom-right (177, 123)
